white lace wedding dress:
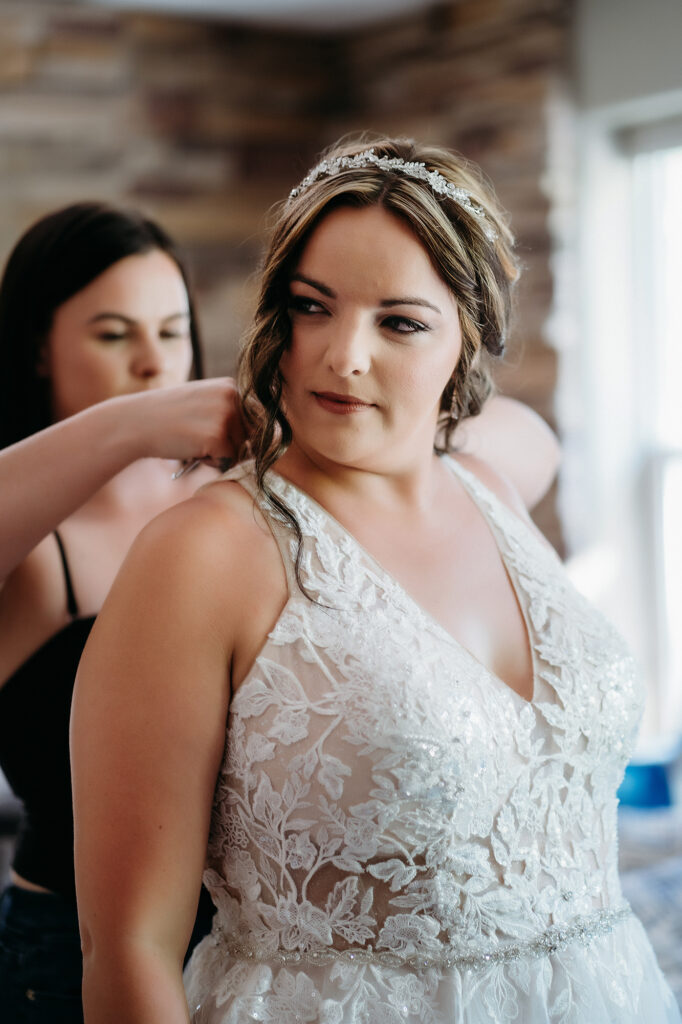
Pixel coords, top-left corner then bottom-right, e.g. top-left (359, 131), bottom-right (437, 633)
top-left (185, 457), bottom-right (681, 1023)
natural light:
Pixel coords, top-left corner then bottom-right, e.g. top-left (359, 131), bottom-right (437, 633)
top-left (633, 143), bottom-right (682, 733)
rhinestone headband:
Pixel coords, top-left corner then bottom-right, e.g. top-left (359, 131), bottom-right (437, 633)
top-left (288, 148), bottom-right (497, 240)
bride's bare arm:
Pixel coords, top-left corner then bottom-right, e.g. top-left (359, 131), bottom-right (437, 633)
top-left (70, 487), bottom-right (279, 1023)
top-left (457, 395), bottom-right (560, 509)
top-left (0, 378), bottom-right (243, 582)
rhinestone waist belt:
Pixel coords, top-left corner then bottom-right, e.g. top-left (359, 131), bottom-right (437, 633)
top-left (217, 905), bottom-right (632, 973)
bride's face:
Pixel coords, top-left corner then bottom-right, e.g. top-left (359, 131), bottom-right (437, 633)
top-left (279, 203), bottom-right (462, 473)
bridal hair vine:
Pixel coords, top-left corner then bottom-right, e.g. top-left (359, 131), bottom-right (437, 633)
top-left (288, 148), bottom-right (497, 241)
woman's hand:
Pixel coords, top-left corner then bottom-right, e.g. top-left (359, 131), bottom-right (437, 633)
top-left (0, 377), bottom-right (247, 582)
top-left (120, 377), bottom-right (247, 467)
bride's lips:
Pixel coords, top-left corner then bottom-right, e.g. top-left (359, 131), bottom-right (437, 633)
top-left (313, 391), bottom-right (375, 415)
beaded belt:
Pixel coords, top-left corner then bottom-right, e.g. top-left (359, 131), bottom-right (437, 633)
top-left (217, 905), bottom-right (632, 973)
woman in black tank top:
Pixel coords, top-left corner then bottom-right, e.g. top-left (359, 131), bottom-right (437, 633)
top-left (0, 202), bottom-right (245, 1021)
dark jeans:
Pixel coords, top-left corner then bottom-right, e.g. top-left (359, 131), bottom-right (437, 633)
top-left (0, 883), bottom-right (215, 1022)
top-left (0, 885), bottom-right (83, 1024)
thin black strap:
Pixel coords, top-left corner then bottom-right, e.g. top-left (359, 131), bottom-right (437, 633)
top-left (53, 530), bottom-right (79, 618)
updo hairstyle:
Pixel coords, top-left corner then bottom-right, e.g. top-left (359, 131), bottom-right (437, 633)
top-left (240, 133), bottom-right (519, 487)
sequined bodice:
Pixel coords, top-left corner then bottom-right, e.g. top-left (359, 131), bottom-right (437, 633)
top-left (202, 456), bottom-right (642, 972)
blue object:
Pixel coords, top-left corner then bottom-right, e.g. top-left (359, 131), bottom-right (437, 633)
top-left (618, 761), bottom-right (673, 808)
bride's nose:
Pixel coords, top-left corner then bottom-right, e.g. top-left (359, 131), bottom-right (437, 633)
top-left (325, 317), bottom-right (371, 377)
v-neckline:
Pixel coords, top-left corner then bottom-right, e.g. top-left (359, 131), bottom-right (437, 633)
top-left (267, 457), bottom-right (538, 707)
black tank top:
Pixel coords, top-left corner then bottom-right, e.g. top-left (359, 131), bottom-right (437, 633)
top-left (0, 533), bottom-right (95, 898)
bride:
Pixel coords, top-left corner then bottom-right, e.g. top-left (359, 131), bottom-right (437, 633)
top-left (71, 135), bottom-right (681, 1022)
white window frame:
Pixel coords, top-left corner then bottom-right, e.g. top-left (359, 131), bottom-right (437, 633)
top-left (557, 94), bottom-right (682, 744)
top-left (629, 142), bottom-right (682, 735)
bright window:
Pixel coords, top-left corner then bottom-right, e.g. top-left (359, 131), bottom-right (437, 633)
top-left (632, 144), bottom-right (682, 730)
top-left (562, 119), bottom-right (682, 741)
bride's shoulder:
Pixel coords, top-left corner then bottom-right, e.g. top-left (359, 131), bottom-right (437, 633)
top-left (122, 467), bottom-right (281, 601)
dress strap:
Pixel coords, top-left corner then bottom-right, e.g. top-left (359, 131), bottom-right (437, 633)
top-left (53, 531), bottom-right (79, 619)
top-left (441, 453), bottom-right (523, 543)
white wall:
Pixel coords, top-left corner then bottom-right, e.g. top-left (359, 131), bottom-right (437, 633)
top-left (577, 0), bottom-right (682, 112)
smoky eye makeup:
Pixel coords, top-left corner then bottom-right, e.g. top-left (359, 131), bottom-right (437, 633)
top-left (287, 293), bottom-right (327, 315)
top-left (381, 314), bottom-right (431, 334)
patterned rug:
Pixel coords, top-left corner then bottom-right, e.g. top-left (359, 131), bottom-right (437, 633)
top-left (619, 807), bottom-right (682, 1010)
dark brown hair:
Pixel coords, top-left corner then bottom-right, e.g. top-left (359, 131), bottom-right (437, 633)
top-left (0, 201), bottom-right (204, 450)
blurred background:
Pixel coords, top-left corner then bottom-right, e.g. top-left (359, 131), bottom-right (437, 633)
top-left (0, 0), bottom-right (680, 1002)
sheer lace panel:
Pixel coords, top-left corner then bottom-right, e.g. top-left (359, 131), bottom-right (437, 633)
top-left (202, 458), bottom-right (642, 966)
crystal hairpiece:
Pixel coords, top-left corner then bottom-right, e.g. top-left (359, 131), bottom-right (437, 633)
top-left (288, 148), bottom-right (497, 240)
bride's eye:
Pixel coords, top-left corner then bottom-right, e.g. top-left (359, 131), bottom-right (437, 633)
top-left (382, 315), bottom-right (429, 335)
top-left (287, 295), bottom-right (326, 316)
